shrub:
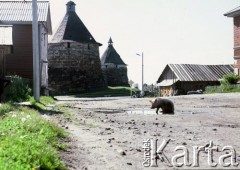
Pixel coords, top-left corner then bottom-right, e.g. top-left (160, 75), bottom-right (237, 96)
top-left (221, 73), bottom-right (240, 85)
top-left (4, 75), bottom-right (32, 102)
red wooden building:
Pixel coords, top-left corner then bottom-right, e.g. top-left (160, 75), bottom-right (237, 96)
top-left (0, 1), bottom-right (52, 88)
top-left (224, 7), bottom-right (240, 75)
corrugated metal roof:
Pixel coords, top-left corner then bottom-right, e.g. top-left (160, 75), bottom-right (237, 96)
top-left (224, 6), bottom-right (240, 17)
top-left (0, 26), bottom-right (12, 45)
top-left (157, 64), bottom-right (234, 83)
top-left (0, 1), bottom-right (49, 22)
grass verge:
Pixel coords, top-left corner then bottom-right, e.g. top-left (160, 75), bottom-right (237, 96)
top-left (0, 104), bottom-right (66, 170)
top-left (205, 84), bottom-right (240, 94)
top-left (75, 86), bottom-right (139, 97)
top-left (29, 96), bottom-right (56, 110)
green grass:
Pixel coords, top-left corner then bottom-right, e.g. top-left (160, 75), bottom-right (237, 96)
top-left (0, 105), bottom-right (66, 170)
top-left (205, 84), bottom-right (240, 94)
top-left (0, 103), bottom-right (15, 116)
top-left (75, 86), bottom-right (139, 97)
top-left (29, 96), bottom-right (56, 110)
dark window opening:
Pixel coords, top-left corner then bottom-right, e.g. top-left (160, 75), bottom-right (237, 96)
top-left (10, 46), bottom-right (14, 53)
top-left (67, 42), bottom-right (70, 48)
top-left (87, 44), bottom-right (90, 50)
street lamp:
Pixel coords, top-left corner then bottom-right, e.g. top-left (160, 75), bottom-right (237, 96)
top-left (136, 52), bottom-right (144, 97)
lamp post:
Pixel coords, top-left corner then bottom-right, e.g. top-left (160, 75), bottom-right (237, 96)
top-left (136, 52), bottom-right (144, 97)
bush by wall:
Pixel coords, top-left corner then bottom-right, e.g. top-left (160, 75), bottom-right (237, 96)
top-left (4, 75), bottom-right (32, 102)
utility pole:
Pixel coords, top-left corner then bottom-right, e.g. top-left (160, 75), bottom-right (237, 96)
top-left (141, 52), bottom-right (144, 95)
top-left (32, 0), bottom-right (40, 101)
top-left (136, 52), bottom-right (144, 97)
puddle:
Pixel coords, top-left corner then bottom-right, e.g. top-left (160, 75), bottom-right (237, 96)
top-left (125, 108), bottom-right (216, 115)
top-left (126, 108), bottom-right (156, 115)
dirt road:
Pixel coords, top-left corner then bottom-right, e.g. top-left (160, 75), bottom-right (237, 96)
top-left (46, 93), bottom-right (240, 170)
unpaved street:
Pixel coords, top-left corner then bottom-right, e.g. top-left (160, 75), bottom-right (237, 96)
top-left (46, 93), bottom-right (240, 170)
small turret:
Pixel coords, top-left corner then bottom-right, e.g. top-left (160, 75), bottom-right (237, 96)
top-left (66, 1), bottom-right (76, 12)
top-left (108, 37), bottom-right (113, 45)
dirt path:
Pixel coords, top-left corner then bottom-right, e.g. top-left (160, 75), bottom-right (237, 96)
top-left (45, 93), bottom-right (240, 170)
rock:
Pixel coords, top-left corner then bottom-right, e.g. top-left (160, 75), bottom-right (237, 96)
top-left (143, 131), bottom-right (147, 133)
top-left (65, 126), bottom-right (69, 129)
top-left (128, 127), bottom-right (131, 130)
top-left (105, 128), bottom-right (111, 131)
top-left (182, 142), bottom-right (187, 145)
top-left (127, 163), bottom-right (132, 165)
top-left (133, 130), bottom-right (141, 135)
top-left (142, 122), bottom-right (146, 126)
top-left (162, 122), bottom-right (166, 127)
top-left (136, 148), bottom-right (142, 152)
top-left (118, 149), bottom-right (126, 156)
top-left (156, 118), bottom-right (158, 120)
top-left (213, 128), bottom-right (217, 131)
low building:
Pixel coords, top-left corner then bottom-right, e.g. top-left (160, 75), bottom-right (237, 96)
top-left (0, 1), bottom-right (52, 89)
top-left (224, 7), bottom-right (240, 75)
top-left (157, 64), bottom-right (234, 96)
top-left (100, 38), bottom-right (128, 86)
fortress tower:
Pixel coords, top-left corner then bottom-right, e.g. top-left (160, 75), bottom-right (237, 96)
top-left (101, 38), bottom-right (129, 86)
top-left (48, 1), bottom-right (105, 94)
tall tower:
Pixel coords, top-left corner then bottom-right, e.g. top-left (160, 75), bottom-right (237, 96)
top-left (48, 1), bottom-right (105, 94)
top-left (101, 37), bottom-right (129, 86)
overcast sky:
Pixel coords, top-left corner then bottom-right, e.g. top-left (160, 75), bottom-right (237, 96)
top-left (40, 0), bottom-right (240, 86)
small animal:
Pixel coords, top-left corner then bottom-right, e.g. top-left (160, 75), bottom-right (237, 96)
top-left (149, 98), bottom-right (174, 114)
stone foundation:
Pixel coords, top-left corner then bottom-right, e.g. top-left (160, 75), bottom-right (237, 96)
top-left (102, 67), bottom-right (129, 86)
top-left (48, 42), bottom-right (105, 94)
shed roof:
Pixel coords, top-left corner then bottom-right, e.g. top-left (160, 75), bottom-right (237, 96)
top-left (0, 1), bottom-right (52, 34)
top-left (100, 38), bottom-right (126, 65)
top-left (157, 64), bottom-right (234, 83)
top-left (0, 26), bottom-right (12, 45)
top-left (50, 1), bottom-right (99, 44)
top-left (224, 6), bottom-right (240, 17)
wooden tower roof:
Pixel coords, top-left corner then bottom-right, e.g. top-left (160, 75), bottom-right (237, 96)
top-left (101, 37), bottom-right (126, 65)
top-left (51, 1), bottom-right (100, 45)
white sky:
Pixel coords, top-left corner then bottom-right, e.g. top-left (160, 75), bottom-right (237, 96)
top-left (6, 0), bottom-right (240, 86)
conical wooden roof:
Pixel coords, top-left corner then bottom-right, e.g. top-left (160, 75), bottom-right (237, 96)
top-left (51, 1), bottom-right (99, 44)
top-left (101, 38), bottom-right (126, 65)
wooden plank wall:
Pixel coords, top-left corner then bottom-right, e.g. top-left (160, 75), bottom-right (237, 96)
top-left (5, 25), bottom-right (33, 79)
top-left (0, 46), bottom-right (11, 77)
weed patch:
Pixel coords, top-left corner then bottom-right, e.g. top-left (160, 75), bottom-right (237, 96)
top-left (0, 106), bottom-right (66, 169)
